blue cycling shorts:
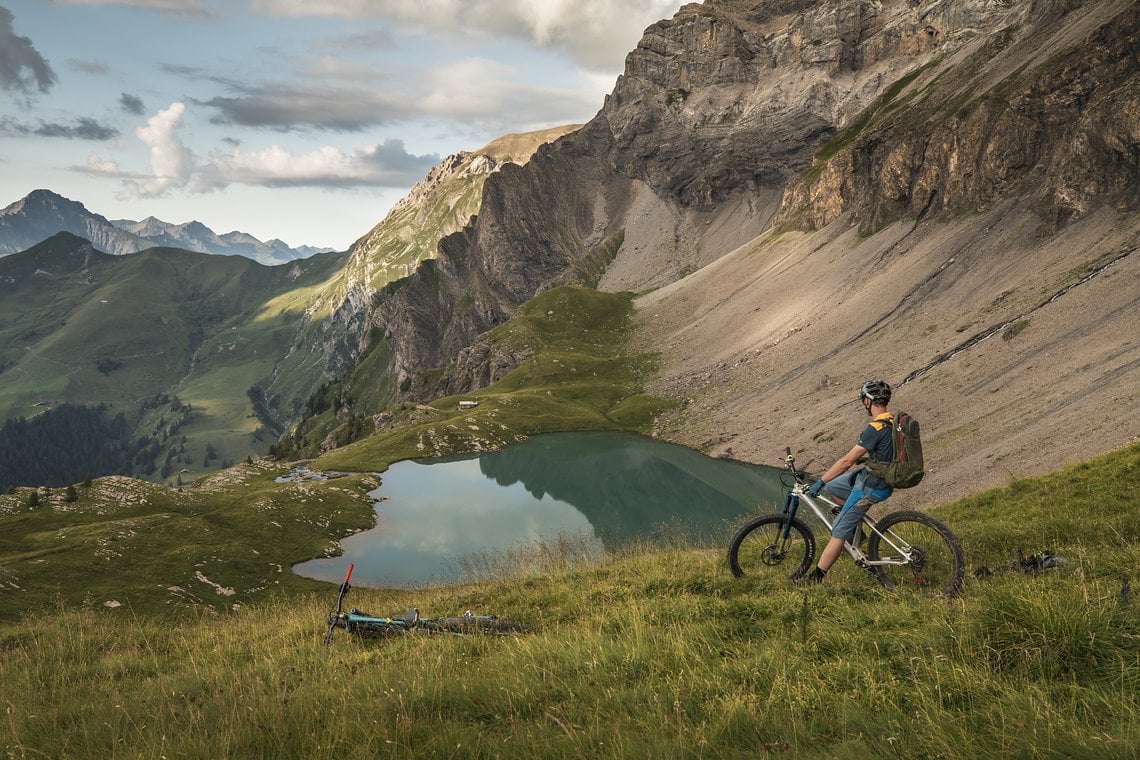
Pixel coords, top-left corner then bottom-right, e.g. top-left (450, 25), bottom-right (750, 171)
top-left (822, 469), bottom-right (892, 541)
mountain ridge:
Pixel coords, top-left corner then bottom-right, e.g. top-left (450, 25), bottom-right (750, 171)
top-left (0, 189), bottom-right (333, 264)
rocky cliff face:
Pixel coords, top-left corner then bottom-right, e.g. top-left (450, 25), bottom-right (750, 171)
top-left (370, 0), bottom-right (1072, 396)
top-left (327, 0), bottom-right (1136, 494)
top-left (277, 128), bottom-right (579, 446)
top-left (778, 0), bottom-right (1139, 234)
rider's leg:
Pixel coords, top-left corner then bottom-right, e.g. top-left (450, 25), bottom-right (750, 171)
top-left (818, 495), bottom-right (870, 571)
top-left (816, 535), bottom-right (848, 572)
top-left (821, 471), bottom-right (856, 506)
top-left (812, 470), bottom-right (889, 575)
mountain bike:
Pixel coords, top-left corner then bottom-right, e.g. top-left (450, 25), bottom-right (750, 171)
top-left (323, 563), bottom-right (531, 645)
top-left (727, 448), bottom-right (965, 596)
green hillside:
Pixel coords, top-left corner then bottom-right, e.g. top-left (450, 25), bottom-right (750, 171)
top-left (0, 233), bottom-right (348, 484)
top-left (293, 286), bottom-right (668, 467)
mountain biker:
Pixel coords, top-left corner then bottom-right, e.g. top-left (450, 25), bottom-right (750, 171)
top-left (797, 379), bottom-right (895, 585)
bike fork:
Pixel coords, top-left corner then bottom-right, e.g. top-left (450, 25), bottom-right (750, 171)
top-left (779, 493), bottom-right (800, 541)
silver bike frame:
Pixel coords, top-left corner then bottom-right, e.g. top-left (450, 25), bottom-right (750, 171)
top-left (789, 481), bottom-right (915, 569)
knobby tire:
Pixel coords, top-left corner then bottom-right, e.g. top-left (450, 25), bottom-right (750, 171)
top-left (727, 514), bottom-right (816, 580)
top-left (866, 509), bottom-right (965, 597)
top-left (421, 617), bottom-right (531, 636)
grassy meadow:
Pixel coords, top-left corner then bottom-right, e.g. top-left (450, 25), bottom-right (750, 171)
top-left (0, 443), bottom-right (1136, 759)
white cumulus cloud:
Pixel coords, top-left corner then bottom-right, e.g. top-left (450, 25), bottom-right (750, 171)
top-left (123, 101), bottom-right (195, 198)
top-left (83, 153), bottom-right (122, 174)
top-left (80, 101), bottom-right (441, 195)
top-left (194, 140), bottom-right (439, 191)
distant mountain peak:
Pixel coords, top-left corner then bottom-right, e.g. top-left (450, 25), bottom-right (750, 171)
top-left (0, 190), bottom-right (335, 263)
top-left (2, 189), bottom-right (86, 217)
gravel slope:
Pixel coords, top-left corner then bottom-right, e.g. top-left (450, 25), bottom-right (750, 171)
top-left (634, 202), bottom-right (1139, 507)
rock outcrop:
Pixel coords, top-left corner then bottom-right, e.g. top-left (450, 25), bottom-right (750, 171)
top-left (778, 0), bottom-right (1139, 234)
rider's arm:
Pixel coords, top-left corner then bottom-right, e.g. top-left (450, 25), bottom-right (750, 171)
top-left (819, 445), bottom-right (868, 484)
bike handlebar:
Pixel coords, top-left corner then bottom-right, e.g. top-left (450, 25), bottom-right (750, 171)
top-left (783, 447), bottom-right (807, 484)
top-left (325, 563), bottom-right (356, 647)
top-left (333, 563), bottom-right (354, 615)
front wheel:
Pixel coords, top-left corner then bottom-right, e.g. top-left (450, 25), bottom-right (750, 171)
top-left (728, 514), bottom-right (816, 580)
top-left (866, 510), bottom-right (964, 597)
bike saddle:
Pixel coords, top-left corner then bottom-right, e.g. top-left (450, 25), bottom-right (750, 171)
top-left (392, 608), bottom-right (420, 626)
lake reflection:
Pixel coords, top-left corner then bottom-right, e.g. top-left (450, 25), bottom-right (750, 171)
top-left (293, 431), bottom-right (786, 587)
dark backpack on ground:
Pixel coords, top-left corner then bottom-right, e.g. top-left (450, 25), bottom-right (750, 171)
top-left (865, 412), bottom-right (925, 489)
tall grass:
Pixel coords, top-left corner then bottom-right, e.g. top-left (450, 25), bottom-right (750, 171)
top-left (2, 444), bottom-right (1136, 758)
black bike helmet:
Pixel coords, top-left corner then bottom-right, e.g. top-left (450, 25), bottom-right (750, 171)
top-left (859, 379), bottom-right (892, 405)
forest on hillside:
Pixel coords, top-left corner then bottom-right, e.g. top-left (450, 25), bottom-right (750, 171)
top-left (0, 397), bottom-right (201, 492)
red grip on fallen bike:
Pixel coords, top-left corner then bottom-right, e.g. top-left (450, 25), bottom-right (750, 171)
top-left (343, 563), bottom-right (354, 583)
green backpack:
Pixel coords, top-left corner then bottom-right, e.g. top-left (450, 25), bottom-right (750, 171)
top-left (865, 412), bottom-right (925, 489)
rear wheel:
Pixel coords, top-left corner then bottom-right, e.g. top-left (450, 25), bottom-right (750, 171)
top-left (866, 510), bottom-right (964, 597)
top-left (728, 514), bottom-right (816, 580)
top-left (421, 615), bottom-right (531, 635)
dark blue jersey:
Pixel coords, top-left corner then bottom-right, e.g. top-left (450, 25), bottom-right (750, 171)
top-left (859, 414), bottom-right (895, 489)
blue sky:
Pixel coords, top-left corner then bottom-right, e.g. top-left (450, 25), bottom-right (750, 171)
top-left (0, 0), bottom-right (684, 250)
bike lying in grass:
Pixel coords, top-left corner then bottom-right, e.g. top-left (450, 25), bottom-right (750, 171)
top-left (323, 563), bottom-right (531, 645)
top-left (728, 448), bottom-right (965, 596)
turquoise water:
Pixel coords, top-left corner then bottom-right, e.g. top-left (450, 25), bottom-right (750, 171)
top-left (293, 431), bottom-right (786, 587)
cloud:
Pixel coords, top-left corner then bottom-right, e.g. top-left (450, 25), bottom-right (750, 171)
top-left (69, 58), bottom-right (110, 75)
top-left (83, 153), bottom-right (129, 175)
top-left (0, 115), bottom-right (118, 139)
top-left (0, 6), bottom-right (57, 97)
top-left (313, 28), bottom-right (396, 53)
top-left (47, 0), bottom-right (212, 21)
top-left (121, 101), bottom-right (195, 197)
top-left (120, 92), bottom-right (146, 114)
top-left (250, 0), bottom-right (684, 72)
top-left (191, 58), bottom-right (596, 135)
top-left (83, 101), bottom-right (440, 194)
top-left (194, 140), bottom-right (440, 190)
top-left (417, 57), bottom-right (598, 131)
top-left (201, 83), bottom-right (414, 132)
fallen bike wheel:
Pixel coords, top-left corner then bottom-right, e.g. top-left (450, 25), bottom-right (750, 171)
top-left (420, 615), bottom-right (532, 636)
top-left (728, 514), bottom-right (816, 580)
top-left (866, 510), bottom-right (965, 597)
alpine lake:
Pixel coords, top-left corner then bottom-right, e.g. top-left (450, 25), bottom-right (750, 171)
top-left (293, 431), bottom-right (788, 588)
